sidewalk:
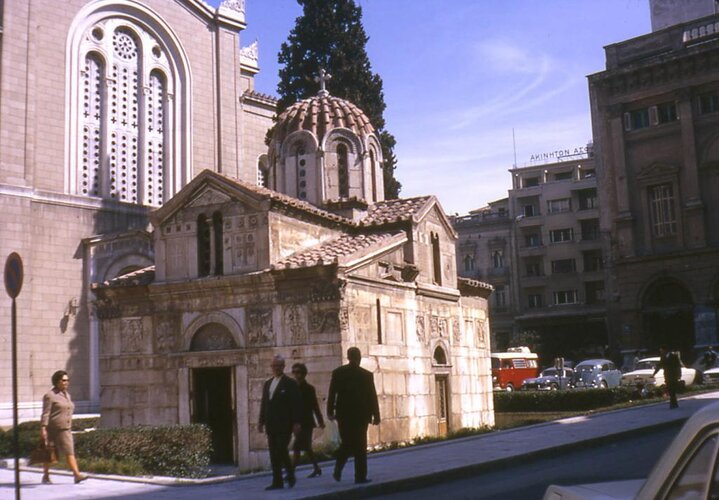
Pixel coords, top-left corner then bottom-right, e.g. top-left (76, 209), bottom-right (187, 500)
top-left (2, 391), bottom-right (718, 499)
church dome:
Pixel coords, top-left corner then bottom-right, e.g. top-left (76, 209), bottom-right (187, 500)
top-left (270, 94), bottom-right (375, 146)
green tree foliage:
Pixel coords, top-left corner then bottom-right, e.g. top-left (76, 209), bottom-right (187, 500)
top-left (277, 0), bottom-right (401, 198)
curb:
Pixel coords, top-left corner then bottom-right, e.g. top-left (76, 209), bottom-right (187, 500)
top-left (301, 415), bottom-right (688, 499)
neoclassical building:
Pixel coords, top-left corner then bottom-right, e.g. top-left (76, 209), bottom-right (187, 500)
top-left (93, 88), bottom-right (494, 468)
top-left (0, 0), bottom-right (274, 423)
top-left (589, 12), bottom-right (719, 362)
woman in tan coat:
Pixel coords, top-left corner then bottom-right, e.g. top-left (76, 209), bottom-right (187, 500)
top-left (40, 370), bottom-right (87, 484)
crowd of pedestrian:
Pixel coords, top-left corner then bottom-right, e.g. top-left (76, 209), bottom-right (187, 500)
top-left (258, 347), bottom-right (380, 491)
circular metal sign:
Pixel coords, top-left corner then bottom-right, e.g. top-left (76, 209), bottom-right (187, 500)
top-left (4, 252), bottom-right (24, 299)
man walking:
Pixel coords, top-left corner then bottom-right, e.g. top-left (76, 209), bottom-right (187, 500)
top-left (259, 354), bottom-right (302, 490)
top-left (653, 345), bottom-right (682, 409)
top-left (327, 347), bottom-right (380, 484)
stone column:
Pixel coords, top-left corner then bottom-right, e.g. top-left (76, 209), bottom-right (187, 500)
top-left (678, 90), bottom-right (706, 248)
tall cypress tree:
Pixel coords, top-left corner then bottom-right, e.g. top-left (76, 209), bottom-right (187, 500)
top-left (276, 0), bottom-right (401, 199)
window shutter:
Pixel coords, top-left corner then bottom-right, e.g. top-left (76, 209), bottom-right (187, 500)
top-left (623, 112), bottom-right (631, 131)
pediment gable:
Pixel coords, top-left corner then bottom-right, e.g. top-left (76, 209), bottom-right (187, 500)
top-left (416, 201), bottom-right (458, 240)
top-left (636, 163), bottom-right (679, 180)
top-left (187, 187), bottom-right (233, 208)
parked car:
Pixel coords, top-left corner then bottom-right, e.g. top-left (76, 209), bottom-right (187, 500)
top-left (521, 367), bottom-right (574, 391)
top-left (703, 365), bottom-right (719, 384)
top-left (572, 359), bottom-right (622, 389)
top-left (491, 347), bottom-right (540, 392)
top-left (544, 400), bottom-right (719, 499)
top-left (620, 357), bottom-right (697, 389)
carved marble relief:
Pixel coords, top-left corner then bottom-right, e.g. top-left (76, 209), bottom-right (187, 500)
top-left (283, 304), bottom-right (307, 345)
top-left (416, 315), bottom-right (426, 344)
top-left (247, 308), bottom-right (274, 345)
top-left (190, 323), bottom-right (237, 351)
top-left (438, 318), bottom-right (448, 338)
top-left (310, 281), bottom-right (342, 302)
top-left (476, 320), bottom-right (487, 349)
top-left (430, 315), bottom-right (439, 337)
top-left (120, 318), bottom-right (144, 353)
top-left (339, 307), bottom-right (349, 333)
top-left (309, 305), bottom-right (340, 334)
top-left (155, 320), bottom-right (176, 353)
top-left (452, 317), bottom-right (461, 343)
top-left (233, 231), bottom-right (257, 270)
top-left (351, 306), bottom-right (372, 342)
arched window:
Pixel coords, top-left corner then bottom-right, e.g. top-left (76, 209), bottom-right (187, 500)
top-left (295, 143), bottom-right (307, 199)
top-left (70, 10), bottom-right (190, 206)
top-left (337, 143), bottom-right (349, 198)
top-left (370, 149), bottom-right (378, 202)
top-left (463, 254), bottom-right (474, 272)
top-left (197, 214), bottom-right (211, 277)
top-left (431, 232), bottom-right (442, 285)
top-left (433, 346), bottom-right (448, 365)
top-left (493, 250), bottom-right (504, 269)
top-left (257, 156), bottom-right (269, 187)
top-left (212, 212), bottom-right (224, 276)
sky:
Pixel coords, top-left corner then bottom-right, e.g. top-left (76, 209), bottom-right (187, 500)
top-left (212, 0), bottom-right (653, 215)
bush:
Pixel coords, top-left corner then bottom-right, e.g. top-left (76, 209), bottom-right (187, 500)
top-left (74, 424), bottom-right (211, 478)
top-left (494, 387), bottom-right (638, 412)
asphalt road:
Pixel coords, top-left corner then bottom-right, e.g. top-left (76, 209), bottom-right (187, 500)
top-left (380, 423), bottom-right (682, 500)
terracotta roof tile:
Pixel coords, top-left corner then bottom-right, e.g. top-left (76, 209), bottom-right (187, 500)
top-left (359, 196), bottom-right (433, 226)
top-left (272, 232), bottom-right (400, 270)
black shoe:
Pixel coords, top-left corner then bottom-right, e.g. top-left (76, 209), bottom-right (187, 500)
top-left (333, 468), bottom-right (341, 482)
top-left (355, 478), bottom-right (372, 484)
top-left (265, 484), bottom-right (283, 490)
top-left (308, 468), bottom-right (322, 478)
top-left (287, 475), bottom-right (296, 488)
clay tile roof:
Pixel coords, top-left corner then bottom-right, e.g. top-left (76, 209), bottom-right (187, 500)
top-left (359, 196), bottom-right (434, 226)
top-left (271, 94), bottom-right (375, 146)
top-left (100, 266), bottom-right (156, 288)
top-left (272, 232), bottom-right (400, 270)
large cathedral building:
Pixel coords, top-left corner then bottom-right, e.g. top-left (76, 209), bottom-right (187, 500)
top-left (1, 0), bottom-right (494, 470)
top-left (0, 0), bottom-right (273, 423)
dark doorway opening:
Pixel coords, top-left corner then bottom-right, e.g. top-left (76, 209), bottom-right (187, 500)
top-left (642, 280), bottom-right (694, 362)
top-left (192, 367), bottom-right (235, 464)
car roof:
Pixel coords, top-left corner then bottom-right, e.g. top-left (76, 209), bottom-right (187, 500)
top-left (576, 358), bottom-right (613, 366)
top-left (638, 357), bottom-right (659, 362)
top-left (491, 352), bottom-right (538, 359)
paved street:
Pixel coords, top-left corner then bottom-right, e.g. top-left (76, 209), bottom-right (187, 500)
top-left (2, 391), bottom-right (718, 499)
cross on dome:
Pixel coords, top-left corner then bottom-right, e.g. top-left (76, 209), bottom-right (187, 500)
top-left (315, 68), bottom-right (332, 97)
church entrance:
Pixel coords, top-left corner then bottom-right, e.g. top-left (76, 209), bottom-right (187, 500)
top-left (191, 367), bottom-right (235, 464)
top-left (642, 279), bottom-right (694, 362)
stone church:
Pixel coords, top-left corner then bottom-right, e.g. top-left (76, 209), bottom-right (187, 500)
top-left (93, 83), bottom-right (495, 468)
top-left (1, 0), bottom-right (494, 470)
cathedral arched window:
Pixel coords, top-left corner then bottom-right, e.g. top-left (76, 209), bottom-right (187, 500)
top-left (370, 149), bottom-right (378, 202)
top-left (295, 143), bottom-right (307, 199)
top-left (337, 143), bottom-right (349, 198)
top-left (69, 8), bottom-right (190, 206)
top-left (257, 155), bottom-right (269, 188)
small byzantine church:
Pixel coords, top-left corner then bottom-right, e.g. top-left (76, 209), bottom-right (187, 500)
top-left (93, 73), bottom-right (495, 468)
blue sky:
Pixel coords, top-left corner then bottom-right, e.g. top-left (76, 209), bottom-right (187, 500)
top-left (215, 0), bottom-right (652, 215)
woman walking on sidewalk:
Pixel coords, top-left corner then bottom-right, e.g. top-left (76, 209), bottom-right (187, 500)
top-left (291, 363), bottom-right (325, 477)
top-left (40, 370), bottom-right (87, 484)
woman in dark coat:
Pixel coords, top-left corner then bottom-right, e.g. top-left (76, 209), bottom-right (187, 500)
top-left (40, 370), bottom-right (87, 484)
top-left (291, 363), bottom-right (325, 477)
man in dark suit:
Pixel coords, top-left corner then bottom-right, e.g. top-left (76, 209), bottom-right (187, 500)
top-left (259, 354), bottom-right (302, 490)
top-left (327, 347), bottom-right (380, 484)
top-left (653, 345), bottom-right (682, 409)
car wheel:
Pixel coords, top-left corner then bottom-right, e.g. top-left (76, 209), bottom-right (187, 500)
top-left (506, 383), bottom-right (514, 392)
top-left (600, 380), bottom-right (608, 389)
top-left (549, 383), bottom-right (558, 391)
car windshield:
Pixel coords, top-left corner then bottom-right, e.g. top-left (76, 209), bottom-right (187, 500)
top-left (541, 368), bottom-right (557, 377)
top-left (576, 364), bottom-right (596, 373)
top-left (635, 360), bottom-right (657, 371)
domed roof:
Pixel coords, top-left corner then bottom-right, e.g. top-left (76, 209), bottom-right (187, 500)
top-left (271, 93), bottom-right (375, 147)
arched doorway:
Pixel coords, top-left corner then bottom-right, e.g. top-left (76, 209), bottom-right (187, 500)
top-left (432, 345), bottom-right (450, 437)
top-left (190, 323), bottom-right (238, 464)
top-left (642, 279), bottom-right (694, 361)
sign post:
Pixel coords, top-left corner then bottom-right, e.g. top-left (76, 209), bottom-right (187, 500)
top-left (5, 252), bottom-right (24, 500)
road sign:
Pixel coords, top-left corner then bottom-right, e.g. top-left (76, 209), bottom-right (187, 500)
top-left (4, 252), bottom-right (23, 299)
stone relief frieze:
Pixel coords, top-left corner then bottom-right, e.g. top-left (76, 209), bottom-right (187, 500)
top-left (339, 307), bottom-right (349, 332)
top-left (154, 320), bottom-right (176, 353)
top-left (309, 305), bottom-right (340, 334)
top-left (187, 188), bottom-right (231, 208)
top-left (120, 318), bottom-right (144, 353)
top-left (430, 315), bottom-right (439, 337)
top-left (452, 318), bottom-right (461, 343)
top-left (416, 315), bottom-right (426, 344)
top-left (247, 308), bottom-right (274, 345)
top-left (476, 320), bottom-right (487, 349)
top-left (232, 231), bottom-right (257, 270)
top-left (438, 318), bottom-right (448, 338)
top-left (283, 304), bottom-right (307, 345)
top-left (350, 306), bottom-right (372, 342)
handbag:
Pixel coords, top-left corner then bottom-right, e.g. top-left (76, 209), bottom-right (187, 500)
top-left (29, 439), bottom-right (57, 466)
